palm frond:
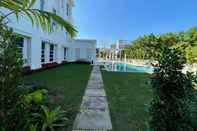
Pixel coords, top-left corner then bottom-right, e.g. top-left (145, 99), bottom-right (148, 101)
top-left (0, 0), bottom-right (77, 37)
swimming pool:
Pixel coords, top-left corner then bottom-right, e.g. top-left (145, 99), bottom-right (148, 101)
top-left (105, 62), bottom-right (154, 73)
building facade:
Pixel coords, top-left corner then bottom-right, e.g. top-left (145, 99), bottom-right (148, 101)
top-left (2, 0), bottom-right (96, 69)
top-left (111, 40), bottom-right (131, 50)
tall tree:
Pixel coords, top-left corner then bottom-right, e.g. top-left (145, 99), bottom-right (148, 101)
top-left (149, 45), bottom-right (195, 131)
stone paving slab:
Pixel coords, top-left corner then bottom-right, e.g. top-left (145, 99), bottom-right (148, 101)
top-left (87, 78), bottom-right (103, 84)
top-left (87, 82), bottom-right (104, 89)
top-left (89, 76), bottom-right (102, 82)
top-left (81, 96), bottom-right (108, 110)
top-left (73, 109), bottom-right (112, 130)
top-left (85, 88), bottom-right (106, 97)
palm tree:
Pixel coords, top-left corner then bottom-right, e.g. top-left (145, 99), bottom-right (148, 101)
top-left (0, 0), bottom-right (77, 37)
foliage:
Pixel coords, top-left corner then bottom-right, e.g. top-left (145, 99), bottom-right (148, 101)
top-left (24, 64), bottom-right (92, 130)
top-left (149, 45), bottom-right (195, 131)
top-left (22, 104), bottom-right (68, 131)
top-left (22, 89), bottom-right (48, 105)
top-left (124, 27), bottom-right (197, 63)
top-left (40, 106), bottom-right (67, 131)
top-left (0, 0), bottom-right (77, 37)
top-left (0, 20), bottom-right (68, 131)
top-left (29, 125), bottom-right (38, 131)
top-left (0, 22), bottom-right (24, 130)
top-left (0, 0), bottom-right (77, 130)
top-left (9, 87), bottom-right (67, 131)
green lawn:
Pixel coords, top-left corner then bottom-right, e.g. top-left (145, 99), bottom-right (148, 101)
top-left (102, 71), bottom-right (152, 131)
top-left (24, 65), bottom-right (197, 131)
top-left (24, 64), bottom-right (92, 130)
top-left (102, 71), bottom-right (197, 131)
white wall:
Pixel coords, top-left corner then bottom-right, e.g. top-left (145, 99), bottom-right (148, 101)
top-left (71, 39), bottom-right (97, 63)
top-left (1, 0), bottom-right (97, 69)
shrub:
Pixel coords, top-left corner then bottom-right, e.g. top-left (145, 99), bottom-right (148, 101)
top-left (39, 106), bottom-right (68, 131)
top-left (0, 22), bottom-right (24, 130)
top-left (149, 45), bottom-right (195, 131)
top-left (0, 22), bottom-right (68, 131)
top-left (10, 85), bottom-right (68, 131)
top-left (22, 89), bottom-right (48, 105)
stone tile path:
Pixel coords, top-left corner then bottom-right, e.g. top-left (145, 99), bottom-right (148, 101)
top-left (73, 65), bottom-right (112, 131)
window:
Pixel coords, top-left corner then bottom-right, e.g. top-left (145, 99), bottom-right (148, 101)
top-left (16, 37), bottom-right (24, 56)
top-left (64, 48), bottom-right (67, 60)
top-left (49, 44), bottom-right (54, 62)
top-left (41, 42), bottom-right (45, 63)
top-left (66, 3), bottom-right (69, 16)
top-left (52, 8), bottom-right (57, 27)
top-left (40, 0), bottom-right (45, 10)
top-left (61, 0), bottom-right (64, 8)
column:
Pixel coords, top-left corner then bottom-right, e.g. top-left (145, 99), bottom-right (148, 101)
top-left (30, 37), bottom-right (42, 69)
top-left (57, 44), bottom-right (62, 64)
top-left (23, 38), bottom-right (28, 66)
top-left (45, 43), bottom-right (50, 63)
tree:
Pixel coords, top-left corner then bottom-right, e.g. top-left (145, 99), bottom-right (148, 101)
top-left (124, 34), bottom-right (159, 60)
top-left (0, 21), bottom-right (24, 130)
top-left (123, 28), bottom-right (197, 63)
top-left (0, 0), bottom-right (77, 37)
top-left (149, 45), bottom-right (195, 131)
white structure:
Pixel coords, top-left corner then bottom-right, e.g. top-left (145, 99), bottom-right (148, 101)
top-left (115, 40), bottom-right (130, 50)
top-left (114, 40), bottom-right (130, 60)
top-left (2, 0), bottom-right (96, 69)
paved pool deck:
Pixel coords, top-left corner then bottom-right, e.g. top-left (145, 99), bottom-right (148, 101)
top-left (73, 65), bottom-right (112, 131)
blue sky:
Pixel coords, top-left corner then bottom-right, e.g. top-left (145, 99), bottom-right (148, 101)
top-left (73, 0), bottom-right (197, 47)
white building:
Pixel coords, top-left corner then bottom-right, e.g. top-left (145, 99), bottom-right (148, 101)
top-left (112, 40), bottom-right (131, 60)
top-left (2, 0), bottom-right (96, 70)
top-left (115, 40), bottom-right (131, 50)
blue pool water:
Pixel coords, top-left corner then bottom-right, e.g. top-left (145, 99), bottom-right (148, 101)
top-left (105, 63), bottom-right (154, 73)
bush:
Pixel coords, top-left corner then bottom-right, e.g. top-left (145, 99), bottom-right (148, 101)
top-left (18, 89), bottom-right (68, 131)
top-left (0, 22), bottom-right (68, 131)
top-left (22, 89), bottom-right (48, 105)
top-left (149, 45), bottom-right (195, 131)
top-left (0, 22), bottom-right (24, 130)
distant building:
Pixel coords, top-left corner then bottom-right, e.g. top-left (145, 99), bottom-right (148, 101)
top-left (111, 40), bottom-right (131, 60)
top-left (2, 0), bottom-right (96, 70)
top-left (115, 40), bottom-right (131, 50)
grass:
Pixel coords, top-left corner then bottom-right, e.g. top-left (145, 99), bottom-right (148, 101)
top-left (24, 64), bottom-right (197, 131)
top-left (102, 71), bottom-right (152, 131)
top-left (102, 71), bottom-right (197, 131)
top-left (24, 64), bottom-right (92, 130)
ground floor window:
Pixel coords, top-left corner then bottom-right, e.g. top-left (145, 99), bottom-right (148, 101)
top-left (16, 37), bottom-right (24, 56)
top-left (49, 44), bottom-right (54, 62)
top-left (64, 48), bottom-right (67, 60)
top-left (41, 42), bottom-right (56, 63)
top-left (41, 41), bottom-right (45, 63)
top-left (15, 36), bottom-right (31, 65)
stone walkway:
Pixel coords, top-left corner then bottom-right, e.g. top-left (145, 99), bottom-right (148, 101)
top-left (73, 65), bottom-right (112, 131)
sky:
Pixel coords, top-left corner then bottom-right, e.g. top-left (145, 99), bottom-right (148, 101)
top-left (73, 0), bottom-right (197, 47)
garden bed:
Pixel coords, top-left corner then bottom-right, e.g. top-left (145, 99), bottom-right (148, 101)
top-left (24, 64), bottom-right (92, 130)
